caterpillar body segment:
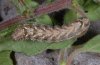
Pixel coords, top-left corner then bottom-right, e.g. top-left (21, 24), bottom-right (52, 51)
top-left (12, 17), bottom-right (89, 42)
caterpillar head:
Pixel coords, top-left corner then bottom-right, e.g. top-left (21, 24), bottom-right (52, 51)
top-left (78, 17), bottom-right (90, 26)
top-left (76, 17), bottom-right (90, 37)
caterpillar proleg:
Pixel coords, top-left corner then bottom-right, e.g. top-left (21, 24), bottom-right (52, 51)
top-left (12, 17), bottom-right (89, 42)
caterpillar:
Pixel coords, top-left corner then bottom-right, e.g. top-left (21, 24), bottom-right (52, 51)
top-left (12, 17), bottom-right (90, 42)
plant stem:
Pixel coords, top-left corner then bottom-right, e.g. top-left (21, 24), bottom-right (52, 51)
top-left (0, 0), bottom-right (72, 30)
top-left (34, 0), bottom-right (72, 16)
top-left (0, 15), bottom-right (26, 30)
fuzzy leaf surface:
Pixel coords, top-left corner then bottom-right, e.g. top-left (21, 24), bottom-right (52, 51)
top-left (0, 51), bottom-right (12, 65)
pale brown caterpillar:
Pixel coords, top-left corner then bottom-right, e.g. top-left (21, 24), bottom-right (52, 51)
top-left (12, 17), bottom-right (90, 42)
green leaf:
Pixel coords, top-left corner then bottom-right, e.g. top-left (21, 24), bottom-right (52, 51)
top-left (11, 0), bottom-right (38, 14)
top-left (23, 0), bottom-right (38, 8)
top-left (80, 35), bottom-right (100, 53)
top-left (77, 0), bottom-right (85, 6)
top-left (0, 37), bottom-right (75, 56)
top-left (48, 39), bottom-right (76, 49)
top-left (86, 6), bottom-right (100, 21)
top-left (0, 24), bottom-right (17, 38)
top-left (46, 0), bottom-right (55, 3)
top-left (0, 38), bottom-right (49, 55)
top-left (26, 15), bottom-right (52, 25)
top-left (82, 0), bottom-right (100, 21)
top-left (0, 51), bottom-right (13, 65)
top-left (77, 0), bottom-right (100, 21)
top-left (64, 10), bottom-right (77, 24)
top-left (35, 15), bottom-right (52, 25)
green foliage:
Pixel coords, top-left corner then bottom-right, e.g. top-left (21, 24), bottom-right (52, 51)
top-left (0, 24), bottom-right (17, 38)
top-left (35, 15), bottom-right (52, 25)
top-left (0, 51), bottom-right (13, 65)
top-left (12, 0), bottom-right (38, 14)
top-left (45, 0), bottom-right (55, 4)
top-left (85, 5), bottom-right (100, 21)
top-left (77, 0), bottom-right (100, 21)
top-left (0, 0), bottom-right (100, 65)
top-left (64, 10), bottom-right (77, 24)
top-left (0, 37), bottom-right (75, 56)
top-left (64, 0), bottom-right (100, 23)
top-left (80, 35), bottom-right (100, 53)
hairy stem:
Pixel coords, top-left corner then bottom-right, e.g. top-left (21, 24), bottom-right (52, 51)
top-left (0, 15), bottom-right (26, 30)
top-left (0, 0), bottom-right (86, 31)
top-left (0, 0), bottom-right (72, 30)
top-left (34, 0), bottom-right (72, 16)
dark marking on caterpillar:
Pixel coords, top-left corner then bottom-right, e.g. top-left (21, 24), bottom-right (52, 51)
top-left (34, 0), bottom-right (72, 16)
top-left (12, 17), bottom-right (90, 42)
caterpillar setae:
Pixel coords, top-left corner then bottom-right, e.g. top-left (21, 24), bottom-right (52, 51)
top-left (12, 17), bottom-right (90, 42)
